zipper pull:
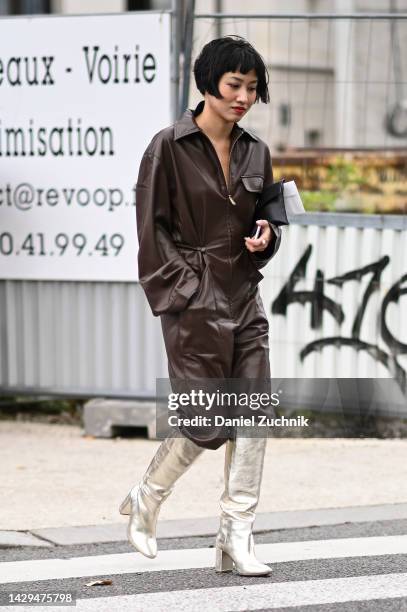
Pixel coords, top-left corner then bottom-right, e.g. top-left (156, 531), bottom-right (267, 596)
top-left (228, 194), bottom-right (237, 205)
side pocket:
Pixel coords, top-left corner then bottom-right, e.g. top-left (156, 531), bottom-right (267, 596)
top-left (186, 262), bottom-right (216, 311)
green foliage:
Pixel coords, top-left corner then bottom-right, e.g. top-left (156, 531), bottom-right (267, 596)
top-left (0, 397), bottom-right (83, 424)
top-left (325, 157), bottom-right (367, 191)
top-left (300, 156), bottom-right (368, 212)
top-left (300, 190), bottom-right (337, 211)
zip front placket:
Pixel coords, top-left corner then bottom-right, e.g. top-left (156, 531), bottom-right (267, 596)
top-left (198, 129), bottom-right (244, 318)
top-left (225, 131), bottom-right (243, 205)
top-left (199, 130), bottom-right (243, 205)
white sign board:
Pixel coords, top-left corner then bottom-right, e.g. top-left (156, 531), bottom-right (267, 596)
top-left (0, 12), bottom-right (171, 281)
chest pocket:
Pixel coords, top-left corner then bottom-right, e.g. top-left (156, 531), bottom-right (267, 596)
top-left (241, 174), bottom-right (264, 193)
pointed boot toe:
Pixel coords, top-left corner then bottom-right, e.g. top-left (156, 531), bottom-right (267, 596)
top-left (127, 522), bottom-right (157, 558)
top-left (235, 559), bottom-right (272, 576)
top-left (120, 484), bottom-right (159, 558)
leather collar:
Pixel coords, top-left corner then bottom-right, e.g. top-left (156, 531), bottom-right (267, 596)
top-left (174, 100), bottom-right (259, 142)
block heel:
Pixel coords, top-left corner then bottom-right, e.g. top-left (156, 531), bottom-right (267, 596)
top-left (119, 491), bottom-right (132, 515)
top-left (215, 547), bottom-right (234, 572)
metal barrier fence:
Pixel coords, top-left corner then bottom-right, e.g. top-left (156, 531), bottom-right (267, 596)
top-left (1, 213), bottom-right (406, 400)
top-left (185, 10), bottom-right (407, 152)
top-left (0, 278), bottom-right (167, 399)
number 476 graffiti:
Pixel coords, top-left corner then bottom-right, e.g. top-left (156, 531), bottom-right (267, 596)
top-left (271, 244), bottom-right (407, 394)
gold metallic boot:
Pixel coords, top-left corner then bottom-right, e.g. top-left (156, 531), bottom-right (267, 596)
top-left (119, 434), bottom-right (204, 558)
top-left (215, 434), bottom-right (271, 576)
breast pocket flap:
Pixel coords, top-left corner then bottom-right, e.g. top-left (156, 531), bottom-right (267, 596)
top-left (241, 175), bottom-right (264, 193)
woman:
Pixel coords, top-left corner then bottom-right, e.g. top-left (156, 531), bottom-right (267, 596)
top-left (119, 36), bottom-right (282, 577)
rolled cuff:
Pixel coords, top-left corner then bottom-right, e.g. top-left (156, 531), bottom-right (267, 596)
top-left (253, 223), bottom-right (282, 269)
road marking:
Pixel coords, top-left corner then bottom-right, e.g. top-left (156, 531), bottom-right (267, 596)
top-left (17, 572), bottom-right (407, 612)
top-left (1, 535), bottom-right (407, 584)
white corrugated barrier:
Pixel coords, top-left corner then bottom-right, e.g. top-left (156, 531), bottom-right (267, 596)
top-left (1, 213), bottom-right (406, 404)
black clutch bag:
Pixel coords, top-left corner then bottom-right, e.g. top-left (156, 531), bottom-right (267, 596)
top-left (253, 179), bottom-right (289, 228)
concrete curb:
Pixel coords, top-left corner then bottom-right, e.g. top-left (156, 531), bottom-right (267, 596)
top-left (2, 503), bottom-right (407, 548)
top-left (0, 531), bottom-right (53, 548)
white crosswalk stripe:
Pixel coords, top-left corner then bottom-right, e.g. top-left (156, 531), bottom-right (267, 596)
top-left (1, 535), bottom-right (407, 584)
top-left (70, 573), bottom-right (407, 611)
top-left (3, 572), bottom-right (407, 612)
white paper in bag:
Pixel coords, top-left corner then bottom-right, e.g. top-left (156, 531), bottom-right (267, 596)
top-left (283, 180), bottom-right (306, 215)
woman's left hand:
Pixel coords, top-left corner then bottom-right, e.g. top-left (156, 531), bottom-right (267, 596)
top-left (244, 220), bottom-right (272, 253)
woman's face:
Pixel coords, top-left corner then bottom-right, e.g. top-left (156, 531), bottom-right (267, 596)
top-left (206, 68), bottom-right (258, 123)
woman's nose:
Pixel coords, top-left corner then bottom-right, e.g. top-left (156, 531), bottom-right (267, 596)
top-left (236, 90), bottom-right (249, 104)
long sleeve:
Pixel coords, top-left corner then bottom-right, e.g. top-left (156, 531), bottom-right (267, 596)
top-left (135, 145), bottom-right (200, 316)
top-left (252, 146), bottom-right (282, 270)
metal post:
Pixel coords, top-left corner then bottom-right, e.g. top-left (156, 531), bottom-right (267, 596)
top-left (21, 0), bottom-right (49, 12)
top-left (181, 0), bottom-right (195, 115)
top-left (171, 0), bottom-right (183, 122)
top-left (215, 0), bottom-right (222, 38)
top-left (335, 0), bottom-right (355, 148)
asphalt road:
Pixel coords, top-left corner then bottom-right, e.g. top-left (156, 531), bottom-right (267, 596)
top-left (1, 519), bottom-right (407, 611)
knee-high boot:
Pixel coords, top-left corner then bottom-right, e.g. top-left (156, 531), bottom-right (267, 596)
top-left (215, 434), bottom-right (271, 576)
top-left (119, 434), bottom-right (204, 558)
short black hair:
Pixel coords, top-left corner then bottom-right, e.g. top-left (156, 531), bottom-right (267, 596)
top-left (193, 35), bottom-right (270, 104)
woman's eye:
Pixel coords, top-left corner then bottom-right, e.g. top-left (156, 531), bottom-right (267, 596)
top-left (229, 85), bottom-right (257, 92)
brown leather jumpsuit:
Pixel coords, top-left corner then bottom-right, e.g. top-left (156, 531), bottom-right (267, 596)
top-left (136, 101), bottom-right (282, 449)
